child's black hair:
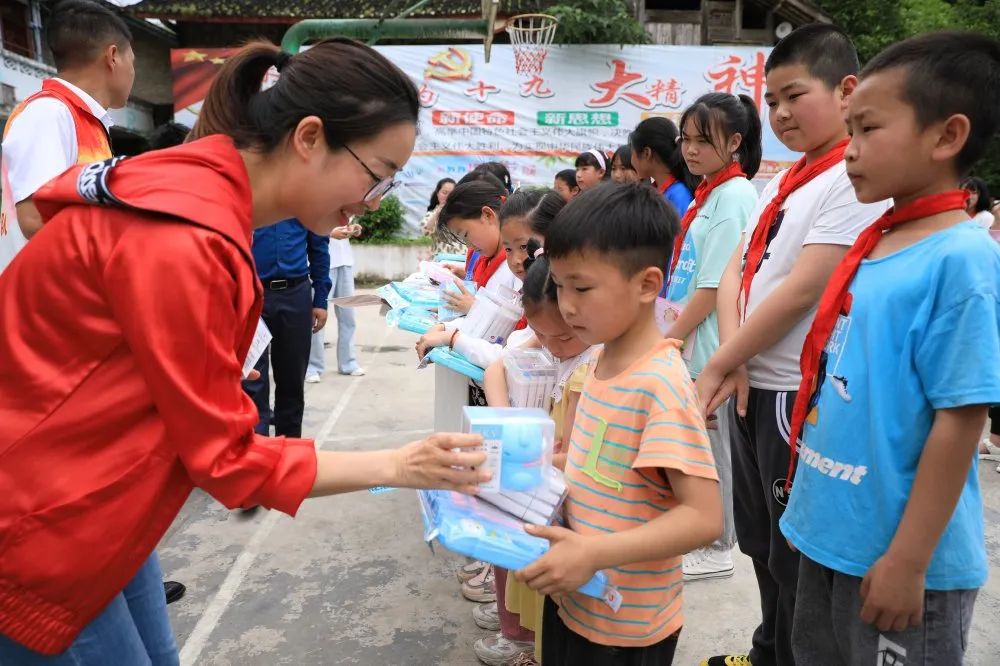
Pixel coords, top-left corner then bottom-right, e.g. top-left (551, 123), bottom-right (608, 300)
top-left (612, 145), bottom-right (635, 171)
top-left (680, 92), bottom-right (763, 178)
top-left (765, 23), bottom-right (860, 90)
top-left (574, 149), bottom-right (611, 179)
top-left (147, 122), bottom-right (190, 151)
top-left (427, 177), bottom-right (456, 212)
top-left (499, 188), bottom-right (545, 227)
top-left (862, 31), bottom-right (1000, 175)
top-left (529, 191), bottom-right (567, 238)
top-left (629, 118), bottom-right (698, 193)
top-left (545, 182), bottom-right (679, 277)
top-left (555, 168), bottom-right (578, 189)
top-left (438, 173), bottom-right (507, 230)
top-left (473, 161), bottom-right (514, 192)
top-left (962, 176), bottom-right (993, 213)
top-left (521, 252), bottom-right (557, 310)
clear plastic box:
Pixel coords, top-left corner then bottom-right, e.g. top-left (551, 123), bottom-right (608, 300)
top-left (463, 406), bottom-right (554, 493)
top-left (504, 348), bottom-right (558, 410)
top-left (479, 466), bottom-right (568, 526)
top-left (461, 286), bottom-right (523, 345)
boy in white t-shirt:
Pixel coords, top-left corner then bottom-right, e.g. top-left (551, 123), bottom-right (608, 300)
top-left (696, 25), bottom-right (889, 666)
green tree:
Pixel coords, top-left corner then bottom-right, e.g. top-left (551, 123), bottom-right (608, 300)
top-left (546, 0), bottom-right (648, 45)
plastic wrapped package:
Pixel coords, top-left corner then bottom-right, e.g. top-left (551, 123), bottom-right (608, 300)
top-left (463, 407), bottom-right (554, 493)
top-left (504, 348), bottom-right (558, 410)
top-left (419, 260), bottom-right (458, 285)
top-left (434, 252), bottom-right (467, 263)
top-left (390, 281), bottom-right (443, 309)
top-left (479, 466), bottom-right (568, 526)
top-left (418, 489), bottom-right (620, 608)
top-left (426, 347), bottom-right (485, 382)
top-left (461, 285), bottom-right (523, 345)
top-left (385, 307), bottom-right (439, 335)
top-left (438, 280), bottom-right (478, 322)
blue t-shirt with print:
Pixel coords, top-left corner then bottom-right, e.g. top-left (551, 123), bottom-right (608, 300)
top-left (663, 181), bottom-right (693, 218)
top-left (780, 221), bottom-right (1000, 590)
top-left (663, 178), bottom-right (757, 376)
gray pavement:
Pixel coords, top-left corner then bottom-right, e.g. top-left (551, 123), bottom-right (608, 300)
top-left (161, 297), bottom-right (1000, 665)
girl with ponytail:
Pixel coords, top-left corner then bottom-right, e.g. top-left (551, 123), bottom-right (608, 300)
top-left (0, 38), bottom-right (488, 662)
top-left (660, 91), bottom-right (762, 581)
top-left (630, 116), bottom-right (699, 216)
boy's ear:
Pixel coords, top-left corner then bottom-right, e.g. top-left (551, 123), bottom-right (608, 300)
top-left (637, 266), bottom-right (663, 304)
top-left (932, 113), bottom-right (971, 166)
top-left (839, 74), bottom-right (859, 102)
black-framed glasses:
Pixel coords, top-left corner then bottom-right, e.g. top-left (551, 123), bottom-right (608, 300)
top-left (343, 144), bottom-right (397, 202)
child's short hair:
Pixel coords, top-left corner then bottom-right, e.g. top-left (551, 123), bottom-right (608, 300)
top-left (555, 168), bottom-right (578, 189)
top-left (575, 149), bottom-right (609, 176)
top-left (862, 31), bottom-right (1000, 175)
top-left (764, 23), bottom-right (860, 90)
top-left (47, 0), bottom-right (133, 71)
top-left (438, 173), bottom-right (506, 230)
top-left (147, 122), bottom-right (190, 151)
top-left (545, 182), bottom-right (679, 277)
top-left (472, 161), bottom-right (513, 192)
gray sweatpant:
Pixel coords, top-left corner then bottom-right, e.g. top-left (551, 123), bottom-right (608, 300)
top-left (707, 400), bottom-right (736, 549)
top-left (793, 555), bottom-right (978, 665)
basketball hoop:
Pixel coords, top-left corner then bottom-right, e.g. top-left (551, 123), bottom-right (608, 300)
top-left (506, 14), bottom-right (558, 77)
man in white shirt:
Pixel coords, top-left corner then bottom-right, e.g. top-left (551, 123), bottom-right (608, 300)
top-left (0, 0), bottom-right (135, 273)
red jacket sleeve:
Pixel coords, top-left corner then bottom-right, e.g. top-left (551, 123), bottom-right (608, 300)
top-left (102, 219), bottom-right (317, 515)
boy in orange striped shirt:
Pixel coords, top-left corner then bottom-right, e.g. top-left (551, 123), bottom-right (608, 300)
top-left (516, 181), bottom-right (723, 664)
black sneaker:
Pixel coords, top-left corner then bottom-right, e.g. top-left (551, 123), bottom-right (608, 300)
top-left (164, 581), bottom-right (186, 605)
top-left (700, 657), bottom-right (751, 666)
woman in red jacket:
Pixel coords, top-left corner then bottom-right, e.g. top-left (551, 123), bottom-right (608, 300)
top-left (0, 39), bottom-right (487, 664)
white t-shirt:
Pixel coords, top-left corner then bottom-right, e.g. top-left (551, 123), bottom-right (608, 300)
top-left (972, 210), bottom-right (994, 230)
top-left (741, 161), bottom-right (890, 390)
top-left (329, 237), bottom-right (353, 268)
top-left (0, 79), bottom-right (113, 272)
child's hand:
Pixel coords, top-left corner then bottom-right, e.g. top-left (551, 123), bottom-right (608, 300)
top-left (515, 525), bottom-right (598, 596)
top-left (443, 281), bottom-right (476, 314)
top-left (447, 263), bottom-right (467, 279)
top-left (330, 225), bottom-right (353, 240)
top-left (859, 554), bottom-right (925, 632)
top-left (415, 329), bottom-right (453, 359)
top-left (696, 364), bottom-right (749, 418)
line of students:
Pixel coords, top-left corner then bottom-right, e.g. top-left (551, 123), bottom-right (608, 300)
top-left (425, 22), bottom-right (1000, 666)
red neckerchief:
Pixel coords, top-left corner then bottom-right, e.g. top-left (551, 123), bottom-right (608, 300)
top-left (657, 175), bottom-right (677, 195)
top-left (784, 189), bottom-right (969, 491)
top-left (669, 161), bottom-right (746, 279)
top-left (739, 139), bottom-right (850, 311)
top-left (472, 247), bottom-right (507, 289)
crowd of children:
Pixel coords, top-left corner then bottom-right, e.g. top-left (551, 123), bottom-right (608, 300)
top-left (410, 22), bottom-right (1000, 666)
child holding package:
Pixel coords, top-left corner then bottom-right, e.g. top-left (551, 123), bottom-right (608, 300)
top-left (516, 182), bottom-right (723, 665)
top-left (664, 92), bottom-right (761, 581)
top-left (778, 32), bottom-right (1000, 664)
top-left (695, 24), bottom-right (890, 666)
top-left (478, 248), bottom-right (593, 666)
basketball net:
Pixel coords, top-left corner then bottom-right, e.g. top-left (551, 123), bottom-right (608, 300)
top-left (506, 14), bottom-right (558, 77)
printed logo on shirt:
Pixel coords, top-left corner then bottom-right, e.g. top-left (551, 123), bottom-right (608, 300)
top-left (798, 442), bottom-right (868, 485)
top-left (876, 635), bottom-right (907, 665)
top-left (771, 478), bottom-right (791, 506)
top-left (809, 313), bottom-right (854, 426)
top-left (76, 156), bottom-right (127, 207)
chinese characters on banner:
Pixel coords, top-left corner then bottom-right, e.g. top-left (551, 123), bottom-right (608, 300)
top-left (172, 44), bottom-right (795, 232)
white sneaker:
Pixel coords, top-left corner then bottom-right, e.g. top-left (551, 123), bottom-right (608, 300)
top-left (473, 633), bottom-right (533, 666)
top-left (683, 546), bottom-right (735, 581)
top-left (472, 601), bottom-right (501, 631)
top-left (305, 373), bottom-right (321, 384)
top-left (343, 367), bottom-right (366, 377)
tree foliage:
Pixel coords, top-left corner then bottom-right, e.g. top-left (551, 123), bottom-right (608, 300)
top-left (819, 0), bottom-right (1000, 191)
top-left (546, 0), bottom-right (648, 45)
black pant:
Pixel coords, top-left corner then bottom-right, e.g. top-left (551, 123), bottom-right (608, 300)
top-left (990, 405), bottom-right (1000, 436)
top-left (731, 388), bottom-right (800, 666)
top-left (243, 279), bottom-right (313, 438)
top-left (541, 596), bottom-right (679, 665)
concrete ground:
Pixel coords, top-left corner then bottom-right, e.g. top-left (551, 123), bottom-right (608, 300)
top-left (161, 297), bottom-right (1000, 665)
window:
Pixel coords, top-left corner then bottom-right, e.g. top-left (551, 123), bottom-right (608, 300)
top-left (0, 1), bottom-right (33, 59)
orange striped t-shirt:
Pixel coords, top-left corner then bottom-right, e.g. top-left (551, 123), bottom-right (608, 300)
top-left (558, 338), bottom-right (716, 647)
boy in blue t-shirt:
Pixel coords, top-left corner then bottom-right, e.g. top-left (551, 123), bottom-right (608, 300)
top-left (779, 32), bottom-right (1000, 663)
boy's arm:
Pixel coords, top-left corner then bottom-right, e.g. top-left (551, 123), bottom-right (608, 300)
top-left (483, 359), bottom-right (510, 407)
top-left (698, 243), bottom-right (848, 414)
top-left (517, 469), bottom-right (722, 595)
top-left (859, 404), bottom-right (987, 632)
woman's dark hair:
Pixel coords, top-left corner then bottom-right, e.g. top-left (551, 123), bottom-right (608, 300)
top-left (554, 169), bottom-right (577, 189)
top-left (679, 92), bottom-right (763, 178)
top-left (612, 145), bottom-right (635, 171)
top-left (473, 161), bottom-right (514, 192)
top-left (438, 173), bottom-right (507, 230)
top-left (962, 176), bottom-right (993, 213)
top-left (191, 38), bottom-right (419, 153)
top-left (575, 149), bottom-right (610, 179)
top-left (499, 188), bottom-right (545, 227)
top-left (629, 117), bottom-right (698, 193)
top-left (428, 177), bottom-right (456, 212)
top-left (521, 253), bottom-right (557, 309)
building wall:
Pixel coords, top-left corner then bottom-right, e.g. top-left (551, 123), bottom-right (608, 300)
top-left (130, 28), bottom-right (174, 106)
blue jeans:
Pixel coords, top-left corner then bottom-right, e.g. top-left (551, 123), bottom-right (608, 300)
top-left (0, 553), bottom-right (179, 665)
top-left (308, 265), bottom-right (358, 375)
